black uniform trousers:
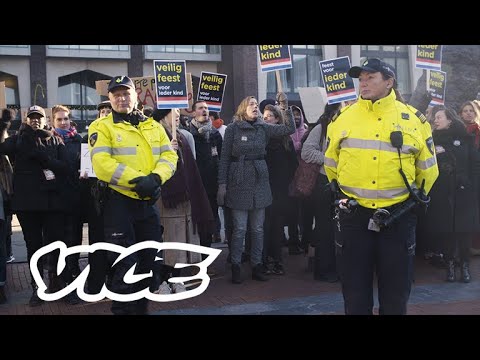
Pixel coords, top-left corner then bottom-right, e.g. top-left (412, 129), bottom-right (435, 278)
top-left (335, 204), bottom-right (417, 315)
top-left (103, 190), bottom-right (161, 315)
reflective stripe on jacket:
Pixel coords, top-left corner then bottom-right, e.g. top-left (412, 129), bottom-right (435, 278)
top-left (324, 90), bottom-right (439, 209)
top-left (88, 114), bottom-right (178, 200)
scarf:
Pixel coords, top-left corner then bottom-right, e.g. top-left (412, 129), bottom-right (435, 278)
top-left (465, 123), bottom-right (480, 150)
top-left (212, 118), bottom-right (224, 129)
top-left (18, 124), bottom-right (63, 148)
top-left (55, 127), bottom-right (78, 141)
top-left (191, 118), bottom-right (213, 141)
top-left (160, 131), bottom-right (215, 235)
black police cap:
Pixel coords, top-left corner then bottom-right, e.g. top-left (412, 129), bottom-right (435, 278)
top-left (348, 58), bottom-right (396, 79)
top-left (108, 76), bottom-right (135, 93)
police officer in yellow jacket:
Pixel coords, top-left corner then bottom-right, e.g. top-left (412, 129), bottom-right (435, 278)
top-left (324, 59), bottom-right (439, 315)
top-left (88, 76), bottom-right (178, 315)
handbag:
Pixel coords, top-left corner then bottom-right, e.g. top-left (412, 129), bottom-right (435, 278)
top-left (288, 127), bottom-right (323, 198)
top-left (288, 158), bottom-right (320, 197)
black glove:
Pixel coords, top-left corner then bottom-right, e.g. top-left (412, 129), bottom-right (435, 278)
top-left (0, 109), bottom-right (14, 123)
top-left (129, 173), bottom-right (161, 199)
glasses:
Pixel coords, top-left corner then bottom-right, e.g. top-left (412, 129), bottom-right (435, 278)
top-left (264, 114), bottom-right (276, 118)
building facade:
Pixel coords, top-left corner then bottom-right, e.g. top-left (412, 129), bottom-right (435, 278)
top-left (0, 45), bottom-right (473, 131)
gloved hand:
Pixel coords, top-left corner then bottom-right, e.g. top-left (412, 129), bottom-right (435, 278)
top-left (129, 173), bottom-right (161, 199)
top-left (0, 109), bottom-right (14, 123)
top-left (276, 92), bottom-right (288, 111)
top-left (217, 184), bottom-right (227, 206)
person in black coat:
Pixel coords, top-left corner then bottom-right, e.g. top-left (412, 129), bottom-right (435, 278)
top-left (0, 105), bottom-right (68, 306)
top-left (51, 105), bottom-right (83, 304)
top-left (424, 105), bottom-right (480, 282)
top-left (263, 104), bottom-right (298, 275)
top-left (189, 101), bottom-right (223, 253)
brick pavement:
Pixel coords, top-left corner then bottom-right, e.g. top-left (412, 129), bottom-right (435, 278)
top-left (1, 245), bottom-right (480, 315)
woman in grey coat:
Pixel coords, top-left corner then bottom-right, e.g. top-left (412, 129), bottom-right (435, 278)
top-left (217, 95), bottom-right (295, 284)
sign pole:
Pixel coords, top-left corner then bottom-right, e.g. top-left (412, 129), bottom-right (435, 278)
top-left (171, 111), bottom-right (177, 140)
top-left (426, 69), bottom-right (431, 92)
top-left (275, 71), bottom-right (283, 93)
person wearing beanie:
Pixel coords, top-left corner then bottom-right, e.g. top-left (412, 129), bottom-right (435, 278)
top-left (259, 98), bottom-right (276, 115)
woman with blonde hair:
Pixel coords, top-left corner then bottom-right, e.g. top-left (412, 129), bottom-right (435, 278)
top-left (217, 94), bottom-right (295, 284)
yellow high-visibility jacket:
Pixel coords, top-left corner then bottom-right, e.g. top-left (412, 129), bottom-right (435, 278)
top-left (324, 90), bottom-right (439, 209)
top-left (88, 113), bottom-right (178, 200)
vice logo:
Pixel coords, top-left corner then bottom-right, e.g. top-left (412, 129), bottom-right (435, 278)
top-left (30, 241), bottom-right (221, 303)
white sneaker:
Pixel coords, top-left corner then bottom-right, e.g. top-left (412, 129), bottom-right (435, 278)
top-left (154, 281), bottom-right (172, 295)
top-left (6, 255), bottom-right (15, 264)
top-left (171, 282), bottom-right (187, 293)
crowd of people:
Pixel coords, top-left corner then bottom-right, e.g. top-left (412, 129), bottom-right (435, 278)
top-left (0, 58), bottom-right (479, 315)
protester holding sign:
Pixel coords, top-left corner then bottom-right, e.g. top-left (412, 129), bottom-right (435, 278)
top-left (189, 101), bottom-right (223, 249)
top-left (262, 104), bottom-right (298, 275)
top-left (151, 108), bottom-right (215, 293)
top-left (217, 94), bottom-right (295, 284)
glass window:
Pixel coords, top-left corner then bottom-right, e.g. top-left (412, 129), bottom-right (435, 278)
top-left (293, 54), bottom-right (307, 90)
top-left (361, 45), bottom-right (411, 100)
top-left (146, 45), bottom-right (219, 54)
top-left (0, 72), bottom-right (20, 106)
top-left (48, 45), bottom-right (129, 51)
top-left (267, 45), bottom-right (323, 99)
top-left (57, 70), bottom-right (110, 132)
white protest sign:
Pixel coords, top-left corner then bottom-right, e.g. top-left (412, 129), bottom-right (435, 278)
top-left (80, 143), bottom-right (96, 178)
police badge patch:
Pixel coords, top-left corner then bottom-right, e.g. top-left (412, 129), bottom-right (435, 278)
top-left (89, 132), bottom-right (98, 147)
top-left (426, 136), bottom-right (434, 155)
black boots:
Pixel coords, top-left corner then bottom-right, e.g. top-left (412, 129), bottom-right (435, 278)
top-left (446, 260), bottom-right (455, 282)
top-left (29, 287), bottom-right (44, 307)
top-left (461, 262), bottom-right (471, 283)
top-left (252, 264), bottom-right (269, 281)
top-left (0, 286), bottom-right (6, 304)
top-left (231, 264), bottom-right (242, 284)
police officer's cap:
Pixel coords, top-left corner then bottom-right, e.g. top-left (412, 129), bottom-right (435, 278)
top-left (97, 100), bottom-right (112, 111)
top-left (108, 75), bottom-right (135, 93)
top-left (348, 58), bottom-right (396, 80)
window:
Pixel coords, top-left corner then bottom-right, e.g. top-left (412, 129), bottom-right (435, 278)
top-left (144, 45), bottom-right (221, 61)
top-left (146, 45), bottom-right (219, 54)
top-left (0, 45), bottom-right (30, 56)
top-left (0, 71), bottom-right (21, 126)
top-left (48, 45), bottom-right (129, 51)
top-left (360, 45), bottom-right (411, 100)
top-left (57, 70), bottom-right (109, 132)
top-left (47, 45), bottom-right (130, 59)
top-left (266, 45), bottom-right (323, 101)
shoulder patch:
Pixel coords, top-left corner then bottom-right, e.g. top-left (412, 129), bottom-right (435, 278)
top-left (406, 104), bottom-right (427, 123)
top-left (89, 132), bottom-right (98, 147)
top-left (401, 112), bottom-right (410, 120)
top-left (426, 136), bottom-right (434, 155)
top-left (415, 110), bottom-right (427, 123)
